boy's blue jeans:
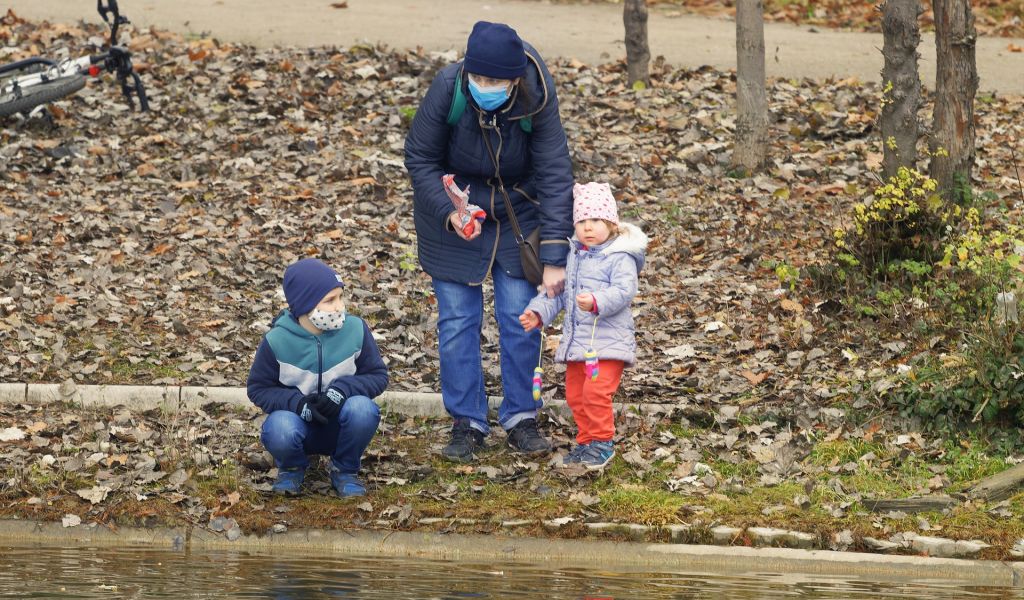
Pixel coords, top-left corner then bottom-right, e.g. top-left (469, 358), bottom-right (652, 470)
top-left (432, 267), bottom-right (541, 435)
top-left (260, 395), bottom-right (380, 474)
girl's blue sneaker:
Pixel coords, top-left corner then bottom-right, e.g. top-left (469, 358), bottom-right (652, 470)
top-left (579, 441), bottom-right (615, 470)
top-left (272, 467), bottom-right (305, 496)
top-left (560, 443), bottom-right (590, 467)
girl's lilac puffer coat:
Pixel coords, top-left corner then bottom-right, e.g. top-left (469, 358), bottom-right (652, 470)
top-left (526, 222), bottom-right (648, 366)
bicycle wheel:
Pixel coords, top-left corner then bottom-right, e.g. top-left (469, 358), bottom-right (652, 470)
top-left (0, 73), bottom-right (85, 118)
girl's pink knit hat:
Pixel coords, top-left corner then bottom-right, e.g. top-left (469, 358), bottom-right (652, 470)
top-left (572, 182), bottom-right (619, 225)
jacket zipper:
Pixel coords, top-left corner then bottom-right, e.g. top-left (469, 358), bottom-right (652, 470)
top-left (315, 336), bottom-right (324, 394)
top-left (566, 245), bottom-right (583, 353)
top-left (492, 113), bottom-right (506, 225)
top-left (474, 112), bottom-right (503, 285)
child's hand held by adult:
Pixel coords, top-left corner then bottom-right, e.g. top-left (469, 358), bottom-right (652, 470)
top-left (543, 265), bottom-right (566, 298)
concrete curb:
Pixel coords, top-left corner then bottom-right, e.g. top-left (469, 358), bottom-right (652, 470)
top-left (0, 520), bottom-right (1021, 586)
top-left (0, 383), bottom-right (677, 418)
top-left (0, 382), bottom-right (511, 417)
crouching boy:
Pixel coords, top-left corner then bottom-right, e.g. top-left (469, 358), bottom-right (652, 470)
top-left (247, 258), bottom-right (388, 497)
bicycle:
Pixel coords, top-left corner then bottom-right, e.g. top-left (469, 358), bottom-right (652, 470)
top-left (0, 0), bottom-right (149, 118)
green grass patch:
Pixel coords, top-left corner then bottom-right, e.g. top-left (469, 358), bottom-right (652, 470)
top-left (109, 359), bottom-right (189, 381)
top-left (710, 459), bottom-right (758, 481)
top-left (597, 485), bottom-right (686, 524)
top-left (834, 470), bottom-right (912, 500)
top-left (662, 424), bottom-right (700, 439)
top-left (942, 444), bottom-right (1010, 488)
top-left (705, 482), bottom-right (808, 520)
top-left (808, 439), bottom-right (888, 466)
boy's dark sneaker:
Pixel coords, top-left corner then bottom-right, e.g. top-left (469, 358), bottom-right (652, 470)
top-left (271, 467), bottom-right (305, 496)
top-left (506, 418), bottom-right (551, 455)
top-left (442, 418), bottom-right (485, 463)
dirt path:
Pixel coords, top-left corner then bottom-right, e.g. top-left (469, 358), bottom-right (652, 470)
top-left (8, 0), bottom-right (1024, 94)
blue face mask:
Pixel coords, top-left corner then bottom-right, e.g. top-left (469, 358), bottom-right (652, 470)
top-left (468, 78), bottom-right (510, 111)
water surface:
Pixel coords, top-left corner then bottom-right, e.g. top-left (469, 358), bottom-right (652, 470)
top-left (0, 545), bottom-right (1020, 599)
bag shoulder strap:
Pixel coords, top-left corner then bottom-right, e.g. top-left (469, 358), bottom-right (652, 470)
top-left (480, 121), bottom-right (528, 244)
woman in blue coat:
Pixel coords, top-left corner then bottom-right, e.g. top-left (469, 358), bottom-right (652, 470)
top-left (404, 21), bottom-right (574, 462)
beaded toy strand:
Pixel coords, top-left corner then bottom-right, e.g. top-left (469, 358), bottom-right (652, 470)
top-left (584, 317), bottom-right (600, 381)
top-left (532, 329), bottom-right (545, 401)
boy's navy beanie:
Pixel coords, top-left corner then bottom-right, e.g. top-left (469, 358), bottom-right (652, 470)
top-left (463, 21), bottom-right (527, 80)
top-left (283, 258), bottom-right (344, 318)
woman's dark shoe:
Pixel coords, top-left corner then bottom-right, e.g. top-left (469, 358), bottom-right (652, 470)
top-left (505, 418), bottom-right (551, 455)
top-left (442, 418), bottom-right (486, 462)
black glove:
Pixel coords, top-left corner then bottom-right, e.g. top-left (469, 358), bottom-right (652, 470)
top-left (312, 388), bottom-right (346, 421)
top-left (295, 394), bottom-right (328, 425)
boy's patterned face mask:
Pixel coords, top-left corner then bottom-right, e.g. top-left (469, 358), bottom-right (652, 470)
top-left (309, 309), bottom-right (346, 331)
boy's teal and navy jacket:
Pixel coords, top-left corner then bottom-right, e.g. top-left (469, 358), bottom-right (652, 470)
top-left (246, 309), bottom-right (389, 413)
top-left (404, 42), bottom-right (575, 285)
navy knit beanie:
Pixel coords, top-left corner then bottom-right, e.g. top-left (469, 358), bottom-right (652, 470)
top-left (464, 21), bottom-right (527, 80)
top-left (283, 258), bottom-right (344, 318)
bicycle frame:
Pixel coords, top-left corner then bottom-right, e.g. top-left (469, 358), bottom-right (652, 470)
top-left (0, 58), bottom-right (57, 78)
top-left (0, 0), bottom-right (148, 113)
top-left (1, 57), bottom-right (90, 91)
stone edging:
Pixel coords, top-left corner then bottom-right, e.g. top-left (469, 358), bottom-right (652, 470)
top-left (0, 382), bottom-right (683, 418)
top-left (437, 519), bottom-right (1017, 561)
top-left (1, 520), bottom-right (1022, 586)
top-left (0, 382), bottom-right (462, 417)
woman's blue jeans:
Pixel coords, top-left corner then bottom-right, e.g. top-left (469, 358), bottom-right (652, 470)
top-left (260, 395), bottom-right (380, 474)
top-left (432, 267), bottom-right (542, 435)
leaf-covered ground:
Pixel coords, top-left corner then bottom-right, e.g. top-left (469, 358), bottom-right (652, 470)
top-left (2, 15), bottom-right (1024, 556)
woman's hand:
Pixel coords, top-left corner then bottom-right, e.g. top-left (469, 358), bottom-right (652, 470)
top-left (542, 265), bottom-right (565, 298)
top-left (449, 212), bottom-right (482, 241)
top-left (518, 310), bottom-right (541, 331)
top-left (576, 293), bottom-right (595, 313)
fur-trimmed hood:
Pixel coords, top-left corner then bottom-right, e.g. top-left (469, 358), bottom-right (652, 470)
top-left (572, 221), bottom-right (649, 272)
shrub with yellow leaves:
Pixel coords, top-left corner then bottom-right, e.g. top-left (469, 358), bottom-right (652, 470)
top-left (825, 167), bottom-right (950, 302)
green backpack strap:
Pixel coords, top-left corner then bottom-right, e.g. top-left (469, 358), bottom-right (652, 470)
top-left (446, 69), bottom-right (532, 133)
top-left (446, 71), bottom-right (467, 127)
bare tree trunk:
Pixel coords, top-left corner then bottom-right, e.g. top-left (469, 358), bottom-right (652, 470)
top-left (879, 0), bottom-right (922, 179)
top-left (930, 0), bottom-right (978, 200)
top-left (623, 0), bottom-right (650, 87)
top-left (732, 0), bottom-right (769, 173)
